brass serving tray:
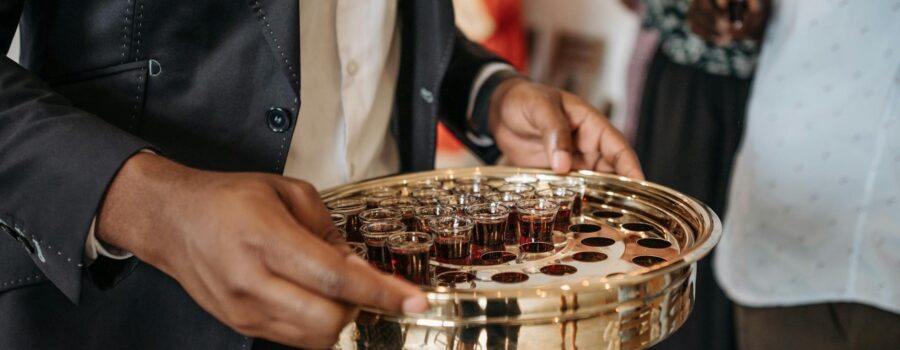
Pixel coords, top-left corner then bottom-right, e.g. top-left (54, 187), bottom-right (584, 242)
top-left (324, 166), bottom-right (721, 350)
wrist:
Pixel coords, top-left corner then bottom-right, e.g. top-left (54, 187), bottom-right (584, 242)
top-left (96, 152), bottom-right (196, 270)
top-left (487, 77), bottom-right (528, 134)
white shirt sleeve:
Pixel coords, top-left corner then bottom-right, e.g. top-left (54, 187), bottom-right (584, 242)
top-left (467, 62), bottom-right (517, 121)
top-left (84, 217), bottom-right (133, 264)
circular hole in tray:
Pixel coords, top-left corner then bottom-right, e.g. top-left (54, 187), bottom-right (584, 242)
top-left (539, 264), bottom-right (578, 276)
top-left (632, 255), bottom-right (667, 267)
top-left (621, 222), bottom-right (655, 232)
top-left (581, 237), bottom-right (616, 247)
top-left (569, 223), bottom-right (602, 233)
top-left (637, 238), bottom-right (672, 249)
top-left (572, 252), bottom-right (608, 262)
top-left (592, 210), bottom-right (623, 219)
top-left (435, 271), bottom-right (477, 287)
top-left (478, 251), bottom-right (517, 265)
top-left (520, 242), bottom-right (555, 253)
top-left (491, 272), bottom-right (530, 284)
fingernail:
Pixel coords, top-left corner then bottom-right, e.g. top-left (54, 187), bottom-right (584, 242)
top-left (552, 150), bottom-right (570, 172)
top-left (402, 295), bottom-right (429, 313)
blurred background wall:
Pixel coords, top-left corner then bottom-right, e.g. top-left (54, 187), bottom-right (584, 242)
top-left (438, 0), bottom-right (639, 168)
top-left (525, 0), bottom-right (638, 128)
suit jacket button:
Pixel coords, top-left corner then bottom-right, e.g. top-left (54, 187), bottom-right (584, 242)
top-left (266, 107), bottom-right (292, 133)
top-left (419, 88), bottom-right (434, 104)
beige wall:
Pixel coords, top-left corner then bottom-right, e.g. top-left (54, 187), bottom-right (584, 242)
top-left (524, 0), bottom-right (639, 130)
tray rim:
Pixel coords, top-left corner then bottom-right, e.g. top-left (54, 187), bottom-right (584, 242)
top-left (319, 166), bottom-right (722, 315)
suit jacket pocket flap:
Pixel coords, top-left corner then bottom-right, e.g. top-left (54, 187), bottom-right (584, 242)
top-left (50, 60), bottom-right (151, 133)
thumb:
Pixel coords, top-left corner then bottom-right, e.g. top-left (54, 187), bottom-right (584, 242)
top-left (275, 178), bottom-right (346, 244)
top-left (529, 96), bottom-right (574, 173)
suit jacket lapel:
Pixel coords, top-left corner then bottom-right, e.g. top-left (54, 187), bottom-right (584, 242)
top-left (247, 0), bottom-right (300, 97)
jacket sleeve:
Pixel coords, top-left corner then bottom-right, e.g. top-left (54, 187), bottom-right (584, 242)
top-left (0, 2), bottom-right (152, 303)
top-left (438, 30), bottom-right (520, 164)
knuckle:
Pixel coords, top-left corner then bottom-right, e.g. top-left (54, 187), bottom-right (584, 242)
top-left (317, 329), bottom-right (343, 346)
top-left (320, 325), bottom-right (347, 345)
top-left (226, 274), bottom-right (261, 299)
top-left (312, 266), bottom-right (347, 297)
top-left (288, 180), bottom-right (324, 203)
top-left (300, 307), bottom-right (348, 348)
top-left (292, 180), bottom-right (317, 195)
top-left (568, 94), bottom-right (589, 108)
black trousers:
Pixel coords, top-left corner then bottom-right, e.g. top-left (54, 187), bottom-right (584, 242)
top-left (736, 303), bottom-right (900, 350)
top-left (635, 49), bottom-right (753, 350)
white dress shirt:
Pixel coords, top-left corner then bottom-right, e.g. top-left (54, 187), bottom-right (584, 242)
top-left (285, 0), bottom-right (401, 190)
top-left (85, 0), bottom-right (513, 262)
top-left (715, 1), bottom-right (900, 313)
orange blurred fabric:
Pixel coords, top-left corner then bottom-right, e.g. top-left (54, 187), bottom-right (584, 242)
top-left (481, 0), bottom-right (527, 72)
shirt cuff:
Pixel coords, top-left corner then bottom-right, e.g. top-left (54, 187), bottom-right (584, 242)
top-left (84, 218), bottom-right (133, 264)
top-left (467, 62), bottom-right (516, 124)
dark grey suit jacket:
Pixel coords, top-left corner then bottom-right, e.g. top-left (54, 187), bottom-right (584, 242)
top-left (0, 1), bottom-right (509, 348)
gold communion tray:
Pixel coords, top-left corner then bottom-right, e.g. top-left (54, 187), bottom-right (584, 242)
top-left (323, 166), bottom-right (721, 350)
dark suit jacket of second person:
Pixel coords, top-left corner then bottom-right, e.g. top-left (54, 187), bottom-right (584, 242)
top-left (0, 1), bottom-right (509, 349)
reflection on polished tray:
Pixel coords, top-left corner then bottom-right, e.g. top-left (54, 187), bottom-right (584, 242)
top-left (322, 166), bottom-right (720, 349)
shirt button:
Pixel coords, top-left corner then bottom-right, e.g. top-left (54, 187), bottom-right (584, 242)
top-left (266, 107), bottom-right (292, 133)
top-left (347, 61), bottom-right (359, 76)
